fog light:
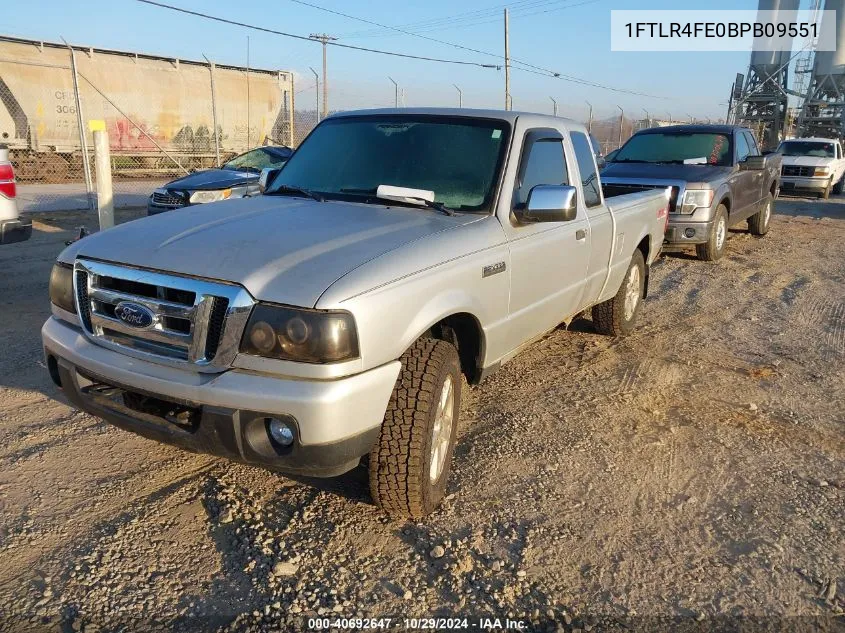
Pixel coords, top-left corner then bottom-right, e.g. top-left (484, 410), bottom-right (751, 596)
top-left (267, 418), bottom-right (294, 446)
top-left (684, 228), bottom-right (696, 238)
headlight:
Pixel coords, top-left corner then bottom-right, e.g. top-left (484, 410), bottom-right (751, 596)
top-left (814, 167), bottom-right (831, 177)
top-left (680, 189), bottom-right (714, 214)
top-left (189, 189), bottom-right (232, 204)
top-left (240, 303), bottom-right (359, 363)
top-left (49, 263), bottom-right (75, 313)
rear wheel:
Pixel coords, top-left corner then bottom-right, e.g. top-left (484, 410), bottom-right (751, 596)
top-left (748, 193), bottom-right (773, 236)
top-left (696, 205), bottom-right (728, 262)
top-left (592, 249), bottom-right (645, 336)
top-left (369, 338), bottom-right (461, 518)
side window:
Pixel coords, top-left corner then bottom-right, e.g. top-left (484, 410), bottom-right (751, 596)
top-left (515, 139), bottom-right (568, 207)
top-left (744, 132), bottom-right (760, 156)
top-left (570, 132), bottom-right (602, 208)
top-left (736, 133), bottom-right (751, 163)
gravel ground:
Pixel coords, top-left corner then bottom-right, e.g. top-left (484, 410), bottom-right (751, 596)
top-left (0, 199), bottom-right (843, 633)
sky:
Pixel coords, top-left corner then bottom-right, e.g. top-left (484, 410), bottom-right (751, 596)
top-left (0, 0), bottom-right (765, 122)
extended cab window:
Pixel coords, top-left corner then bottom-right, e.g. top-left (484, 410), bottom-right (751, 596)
top-left (570, 132), bottom-right (602, 208)
top-left (515, 139), bottom-right (568, 207)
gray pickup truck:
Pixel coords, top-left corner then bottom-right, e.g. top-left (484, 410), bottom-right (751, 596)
top-left (602, 124), bottom-right (781, 261)
top-left (42, 109), bottom-right (668, 517)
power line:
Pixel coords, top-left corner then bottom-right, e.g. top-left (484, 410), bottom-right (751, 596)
top-left (342, 0), bottom-right (574, 38)
top-left (136, 0), bottom-right (500, 69)
top-left (285, 0), bottom-right (665, 99)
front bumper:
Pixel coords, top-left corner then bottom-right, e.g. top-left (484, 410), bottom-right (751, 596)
top-left (664, 216), bottom-right (714, 245)
top-left (779, 175), bottom-right (830, 193)
top-left (147, 200), bottom-right (186, 216)
top-left (0, 217), bottom-right (32, 244)
top-left (42, 317), bottom-right (400, 477)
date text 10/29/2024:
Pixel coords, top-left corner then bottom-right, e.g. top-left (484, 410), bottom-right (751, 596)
top-left (307, 617), bottom-right (530, 630)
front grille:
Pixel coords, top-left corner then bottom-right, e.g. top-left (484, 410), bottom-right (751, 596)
top-left (603, 183), bottom-right (679, 213)
top-left (151, 190), bottom-right (186, 207)
top-left (74, 260), bottom-right (254, 372)
top-left (782, 165), bottom-right (814, 177)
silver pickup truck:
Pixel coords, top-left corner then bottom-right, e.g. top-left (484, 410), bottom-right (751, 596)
top-left (42, 109), bottom-right (668, 517)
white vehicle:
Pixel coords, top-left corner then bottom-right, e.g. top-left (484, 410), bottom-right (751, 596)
top-left (0, 145), bottom-right (31, 244)
top-left (778, 137), bottom-right (845, 199)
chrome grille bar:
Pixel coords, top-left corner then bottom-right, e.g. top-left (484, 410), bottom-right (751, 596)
top-left (74, 259), bottom-right (255, 372)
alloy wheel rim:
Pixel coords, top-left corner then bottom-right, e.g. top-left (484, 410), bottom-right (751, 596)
top-left (716, 217), bottom-right (726, 249)
top-left (624, 265), bottom-right (641, 321)
top-left (763, 201), bottom-right (771, 226)
top-left (429, 374), bottom-right (454, 483)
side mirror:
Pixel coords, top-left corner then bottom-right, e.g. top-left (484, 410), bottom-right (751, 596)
top-left (517, 185), bottom-right (578, 223)
top-left (259, 167), bottom-right (282, 193)
top-left (739, 156), bottom-right (766, 171)
top-left (596, 155), bottom-right (607, 169)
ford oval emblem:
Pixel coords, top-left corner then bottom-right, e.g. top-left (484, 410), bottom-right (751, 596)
top-left (114, 301), bottom-right (155, 329)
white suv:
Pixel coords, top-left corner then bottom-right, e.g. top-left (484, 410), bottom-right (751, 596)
top-left (0, 145), bottom-right (31, 244)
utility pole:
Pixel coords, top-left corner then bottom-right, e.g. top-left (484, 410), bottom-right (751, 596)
top-left (389, 77), bottom-right (398, 107)
top-left (617, 105), bottom-right (624, 148)
top-left (642, 108), bottom-right (651, 129)
top-left (246, 36), bottom-right (250, 147)
top-left (687, 113), bottom-right (694, 123)
top-left (310, 33), bottom-right (337, 118)
top-left (504, 8), bottom-right (511, 110)
top-left (454, 84), bottom-right (463, 108)
top-left (550, 97), bottom-right (558, 117)
top-left (667, 111), bottom-right (673, 124)
top-left (585, 100), bottom-right (593, 133)
top-left (310, 67), bottom-right (320, 122)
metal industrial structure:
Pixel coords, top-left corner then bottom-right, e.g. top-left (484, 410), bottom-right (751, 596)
top-left (0, 36), bottom-right (295, 180)
top-left (732, 0), bottom-right (801, 150)
top-left (796, 0), bottom-right (845, 138)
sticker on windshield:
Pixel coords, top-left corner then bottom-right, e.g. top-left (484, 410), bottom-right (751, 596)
top-left (492, 129), bottom-right (502, 139)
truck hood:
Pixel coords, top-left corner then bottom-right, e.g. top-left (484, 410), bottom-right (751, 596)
top-left (61, 196), bottom-right (476, 307)
top-left (602, 162), bottom-right (734, 187)
top-left (780, 155), bottom-right (832, 168)
top-left (163, 168), bottom-right (258, 192)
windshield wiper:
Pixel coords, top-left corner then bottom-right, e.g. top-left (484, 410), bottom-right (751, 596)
top-left (339, 187), bottom-right (456, 216)
top-left (266, 185), bottom-right (325, 202)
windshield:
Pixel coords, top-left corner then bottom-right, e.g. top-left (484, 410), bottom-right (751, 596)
top-left (268, 115), bottom-right (510, 211)
top-left (224, 147), bottom-right (290, 172)
top-left (778, 141), bottom-right (835, 158)
top-left (615, 132), bottom-right (732, 166)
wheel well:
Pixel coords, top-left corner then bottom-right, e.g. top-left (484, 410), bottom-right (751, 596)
top-left (770, 180), bottom-right (778, 197)
top-left (718, 197), bottom-right (731, 215)
top-left (636, 236), bottom-right (651, 298)
top-left (429, 313), bottom-right (483, 385)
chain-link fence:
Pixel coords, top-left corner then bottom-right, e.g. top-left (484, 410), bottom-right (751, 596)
top-left (0, 36), bottom-right (294, 212)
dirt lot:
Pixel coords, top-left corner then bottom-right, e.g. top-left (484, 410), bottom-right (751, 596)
top-left (0, 199), bottom-right (843, 633)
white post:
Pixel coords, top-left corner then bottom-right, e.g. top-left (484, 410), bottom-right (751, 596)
top-left (92, 127), bottom-right (114, 229)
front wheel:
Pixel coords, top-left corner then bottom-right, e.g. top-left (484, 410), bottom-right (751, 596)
top-left (748, 194), bottom-right (773, 236)
top-left (833, 177), bottom-right (844, 195)
top-left (696, 205), bottom-right (729, 262)
top-left (592, 249), bottom-right (645, 336)
top-left (821, 178), bottom-right (833, 199)
top-left (369, 338), bottom-right (461, 518)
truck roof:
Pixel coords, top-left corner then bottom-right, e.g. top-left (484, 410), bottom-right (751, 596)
top-left (634, 124), bottom-right (746, 135)
top-left (329, 107), bottom-right (587, 132)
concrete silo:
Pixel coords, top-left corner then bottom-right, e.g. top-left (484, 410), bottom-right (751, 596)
top-left (733, 0), bottom-right (801, 149)
top-left (796, 0), bottom-right (845, 138)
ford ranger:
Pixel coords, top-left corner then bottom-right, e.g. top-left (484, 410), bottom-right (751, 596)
top-left (778, 137), bottom-right (845, 199)
top-left (42, 109), bottom-right (668, 518)
top-left (602, 124), bottom-right (780, 262)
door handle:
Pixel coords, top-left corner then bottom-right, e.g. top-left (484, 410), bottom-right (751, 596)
top-left (575, 229), bottom-right (587, 241)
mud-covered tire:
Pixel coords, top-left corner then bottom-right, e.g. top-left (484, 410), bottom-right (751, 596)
top-left (369, 338), bottom-right (461, 519)
top-left (748, 193), bottom-right (773, 236)
top-left (696, 204), bottom-right (728, 262)
top-left (821, 179), bottom-right (832, 199)
top-left (592, 249), bottom-right (645, 337)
